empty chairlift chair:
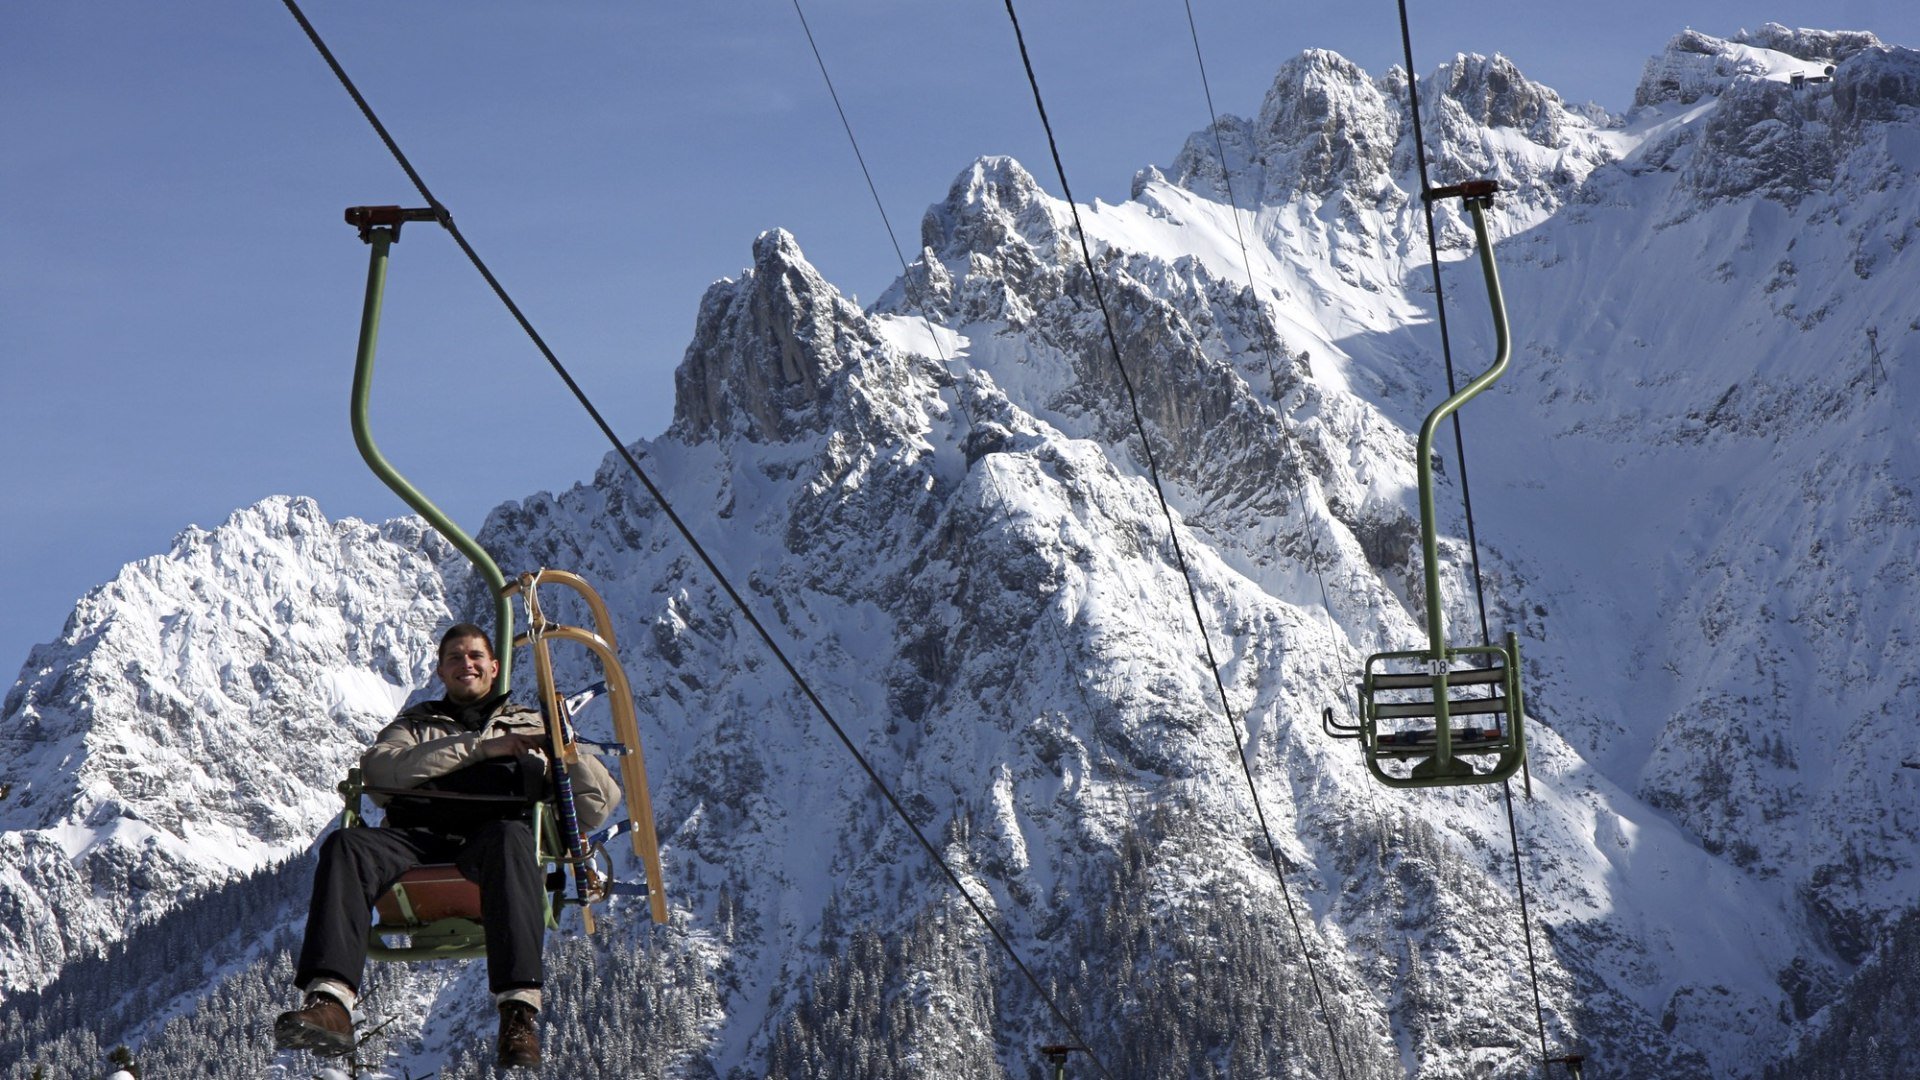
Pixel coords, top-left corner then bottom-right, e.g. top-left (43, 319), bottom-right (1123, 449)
top-left (1323, 180), bottom-right (1528, 789)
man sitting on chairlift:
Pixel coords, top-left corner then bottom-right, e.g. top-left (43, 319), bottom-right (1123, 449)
top-left (272, 622), bottom-right (619, 1069)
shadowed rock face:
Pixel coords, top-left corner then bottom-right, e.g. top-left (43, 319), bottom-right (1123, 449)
top-left (1832, 44), bottom-right (1920, 128)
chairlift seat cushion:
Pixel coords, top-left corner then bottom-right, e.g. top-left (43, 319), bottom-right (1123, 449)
top-left (376, 865), bottom-right (482, 925)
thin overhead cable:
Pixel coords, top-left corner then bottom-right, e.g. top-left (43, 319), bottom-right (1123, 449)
top-left (787, 1), bottom-right (911, 300)
top-left (277, 3), bottom-right (1106, 1067)
top-left (786, 0), bottom-right (985, 445)
top-left (1176, 0), bottom-right (1356, 662)
top-left (1392, 0), bottom-right (1552, 1069)
top-left (997, 2), bottom-right (1350, 1075)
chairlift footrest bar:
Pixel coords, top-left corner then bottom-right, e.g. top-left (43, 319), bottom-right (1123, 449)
top-left (1322, 706), bottom-right (1362, 739)
top-left (563, 681), bottom-right (610, 716)
top-left (588, 819), bottom-right (635, 847)
top-left (1375, 727), bottom-right (1505, 748)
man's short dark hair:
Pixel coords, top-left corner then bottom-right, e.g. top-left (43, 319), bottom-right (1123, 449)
top-left (439, 623), bottom-right (495, 660)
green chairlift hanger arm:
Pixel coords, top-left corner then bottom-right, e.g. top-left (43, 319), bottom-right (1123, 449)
top-left (1413, 181), bottom-right (1510, 659)
top-left (346, 205), bottom-right (514, 691)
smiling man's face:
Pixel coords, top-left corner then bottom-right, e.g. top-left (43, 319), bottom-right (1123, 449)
top-left (437, 634), bottom-right (499, 705)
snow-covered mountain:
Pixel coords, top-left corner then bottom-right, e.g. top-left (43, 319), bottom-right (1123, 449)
top-left (5, 24), bottom-right (1917, 1080)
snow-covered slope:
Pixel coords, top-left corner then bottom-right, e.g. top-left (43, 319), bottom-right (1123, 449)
top-left (5, 23), bottom-right (1918, 1080)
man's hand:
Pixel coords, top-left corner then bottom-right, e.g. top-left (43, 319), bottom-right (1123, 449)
top-left (478, 731), bottom-right (548, 759)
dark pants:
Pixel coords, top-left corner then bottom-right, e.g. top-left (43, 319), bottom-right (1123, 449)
top-left (295, 820), bottom-right (544, 997)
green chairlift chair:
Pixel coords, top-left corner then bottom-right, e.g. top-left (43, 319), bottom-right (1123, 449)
top-left (1324, 181), bottom-right (1528, 789)
top-left (337, 206), bottom-right (669, 962)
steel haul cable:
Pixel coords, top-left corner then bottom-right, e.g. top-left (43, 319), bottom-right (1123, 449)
top-left (997, 2), bottom-right (1352, 1077)
top-left (278, 4), bottom-right (1114, 1074)
top-left (1392, 0), bottom-right (1553, 1072)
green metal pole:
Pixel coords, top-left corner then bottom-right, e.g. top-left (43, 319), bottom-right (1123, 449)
top-left (1414, 196), bottom-right (1511, 655)
top-left (1411, 195), bottom-right (1512, 768)
top-left (350, 226), bottom-right (514, 692)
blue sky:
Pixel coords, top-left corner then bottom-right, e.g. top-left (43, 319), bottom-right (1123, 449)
top-left (3, 0), bottom-right (1910, 679)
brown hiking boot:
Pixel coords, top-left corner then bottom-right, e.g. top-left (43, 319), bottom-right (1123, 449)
top-left (273, 993), bottom-right (354, 1057)
top-left (497, 1000), bottom-right (541, 1068)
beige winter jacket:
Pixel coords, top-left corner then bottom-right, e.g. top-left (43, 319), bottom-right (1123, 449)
top-left (361, 695), bottom-right (621, 831)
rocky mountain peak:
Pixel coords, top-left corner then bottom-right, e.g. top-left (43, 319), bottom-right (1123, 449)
top-left (1411, 51), bottom-right (1612, 214)
top-left (912, 156), bottom-right (1080, 329)
top-left (1154, 46), bottom-right (1610, 233)
top-left (1630, 26), bottom-right (1886, 109)
top-left (1253, 48), bottom-right (1401, 199)
top-left (920, 155), bottom-right (1065, 263)
top-left (1637, 29), bottom-right (1773, 107)
top-left (671, 227), bottom-right (880, 444)
top-left (1152, 48), bottom-right (1403, 208)
top-left (1637, 30), bottom-right (1920, 208)
top-left (1427, 52), bottom-right (1571, 148)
